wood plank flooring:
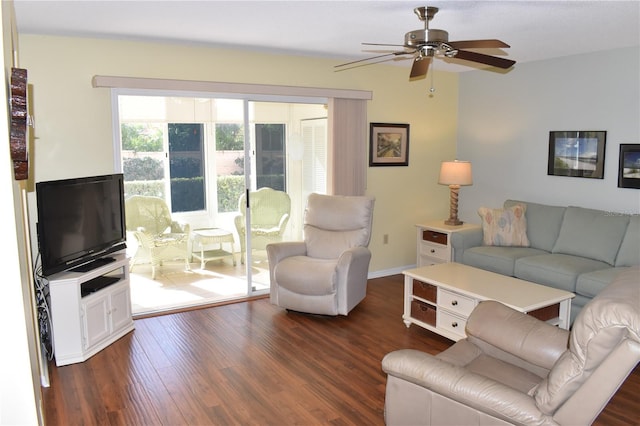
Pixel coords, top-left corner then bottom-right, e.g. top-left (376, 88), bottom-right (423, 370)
top-left (42, 275), bottom-right (639, 425)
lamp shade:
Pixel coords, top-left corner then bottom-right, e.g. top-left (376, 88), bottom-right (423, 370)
top-left (438, 160), bottom-right (473, 186)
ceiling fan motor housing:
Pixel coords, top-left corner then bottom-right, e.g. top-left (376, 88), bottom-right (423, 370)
top-left (404, 29), bottom-right (449, 48)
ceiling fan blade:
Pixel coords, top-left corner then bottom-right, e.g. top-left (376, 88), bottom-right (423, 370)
top-left (448, 39), bottom-right (510, 49)
top-left (410, 56), bottom-right (431, 78)
top-left (335, 51), bottom-right (413, 68)
top-left (362, 42), bottom-right (407, 47)
top-left (453, 50), bottom-right (516, 69)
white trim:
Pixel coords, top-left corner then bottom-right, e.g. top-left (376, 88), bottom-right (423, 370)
top-left (368, 264), bottom-right (416, 279)
top-left (92, 75), bottom-right (372, 101)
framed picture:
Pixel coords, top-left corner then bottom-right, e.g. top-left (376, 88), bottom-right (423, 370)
top-left (618, 144), bottom-right (640, 189)
top-left (548, 131), bottom-right (606, 179)
top-left (369, 123), bottom-right (410, 166)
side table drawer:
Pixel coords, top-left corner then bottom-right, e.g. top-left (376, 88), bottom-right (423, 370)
top-left (438, 288), bottom-right (476, 317)
top-left (420, 242), bottom-right (449, 261)
top-left (437, 310), bottom-right (467, 338)
top-left (422, 230), bottom-right (448, 245)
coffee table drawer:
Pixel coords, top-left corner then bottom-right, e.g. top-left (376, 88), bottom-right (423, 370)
top-left (438, 288), bottom-right (476, 316)
top-left (411, 300), bottom-right (436, 326)
top-left (437, 310), bottom-right (467, 338)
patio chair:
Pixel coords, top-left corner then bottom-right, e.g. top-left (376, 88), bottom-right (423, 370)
top-left (125, 195), bottom-right (190, 279)
top-left (234, 187), bottom-right (291, 264)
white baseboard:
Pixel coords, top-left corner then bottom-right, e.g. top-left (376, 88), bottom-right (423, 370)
top-left (368, 264), bottom-right (416, 279)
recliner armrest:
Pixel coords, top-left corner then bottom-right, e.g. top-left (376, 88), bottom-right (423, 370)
top-left (466, 301), bottom-right (569, 370)
top-left (382, 349), bottom-right (549, 425)
top-left (266, 241), bottom-right (307, 265)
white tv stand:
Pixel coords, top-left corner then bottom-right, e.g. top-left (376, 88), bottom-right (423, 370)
top-left (47, 253), bottom-right (134, 366)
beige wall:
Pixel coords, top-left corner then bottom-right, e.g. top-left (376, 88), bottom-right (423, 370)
top-left (19, 34), bottom-right (459, 274)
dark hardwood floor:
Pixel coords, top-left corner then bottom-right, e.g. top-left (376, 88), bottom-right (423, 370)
top-left (42, 275), bottom-right (639, 425)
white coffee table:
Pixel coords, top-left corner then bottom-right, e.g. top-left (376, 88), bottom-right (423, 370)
top-left (403, 262), bottom-right (574, 341)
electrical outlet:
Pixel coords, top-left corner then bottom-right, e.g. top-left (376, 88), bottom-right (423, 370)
top-left (383, 234), bottom-right (389, 244)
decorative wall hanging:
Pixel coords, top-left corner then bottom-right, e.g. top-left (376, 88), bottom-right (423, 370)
top-left (9, 67), bottom-right (28, 180)
top-left (618, 144), bottom-right (640, 189)
top-left (369, 123), bottom-right (410, 167)
top-left (547, 131), bottom-right (606, 179)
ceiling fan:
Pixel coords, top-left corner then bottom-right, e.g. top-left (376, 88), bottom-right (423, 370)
top-left (335, 6), bottom-right (516, 79)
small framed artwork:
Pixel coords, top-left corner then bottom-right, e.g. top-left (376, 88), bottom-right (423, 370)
top-left (618, 144), bottom-right (640, 189)
top-left (369, 123), bottom-right (410, 166)
top-left (548, 131), bottom-right (606, 179)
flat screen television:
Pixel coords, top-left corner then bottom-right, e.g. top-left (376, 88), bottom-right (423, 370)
top-left (36, 173), bottom-right (127, 277)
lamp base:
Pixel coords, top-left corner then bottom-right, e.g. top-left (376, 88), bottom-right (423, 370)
top-left (444, 218), bottom-right (464, 226)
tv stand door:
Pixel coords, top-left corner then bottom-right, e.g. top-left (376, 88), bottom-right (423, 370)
top-left (82, 296), bottom-right (110, 349)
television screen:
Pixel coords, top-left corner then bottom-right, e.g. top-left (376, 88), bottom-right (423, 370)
top-left (36, 174), bottom-right (127, 277)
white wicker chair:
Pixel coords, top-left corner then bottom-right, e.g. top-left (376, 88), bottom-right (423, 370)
top-left (125, 195), bottom-right (190, 279)
top-left (234, 187), bottom-right (291, 264)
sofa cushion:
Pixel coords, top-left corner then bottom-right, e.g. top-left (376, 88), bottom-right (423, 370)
top-left (514, 254), bottom-right (610, 293)
top-left (552, 206), bottom-right (630, 265)
top-left (505, 200), bottom-right (566, 252)
top-left (478, 204), bottom-right (530, 247)
top-left (615, 215), bottom-right (640, 267)
top-left (576, 267), bottom-right (631, 299)
top-left (463, 246), bottom-right (547, 276)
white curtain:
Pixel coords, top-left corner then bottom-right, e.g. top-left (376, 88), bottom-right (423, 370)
top-left (328, 98), bottom-right (368, 196)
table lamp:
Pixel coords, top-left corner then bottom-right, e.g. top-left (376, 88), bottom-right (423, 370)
top-left (438, 160), bottom-right (473, 226)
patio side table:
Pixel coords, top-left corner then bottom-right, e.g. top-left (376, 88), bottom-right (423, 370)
top-left (191, 228), bottom-right (236, 268)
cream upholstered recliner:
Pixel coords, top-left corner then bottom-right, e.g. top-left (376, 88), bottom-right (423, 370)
top-left (267, 193), bottom-right (375, 316)
top-left (383, 266), bottom-right (640, 426)
top-left (125, 195), bottom-right (190, 279)
top-left (234, 187), bottom-right (291, 264)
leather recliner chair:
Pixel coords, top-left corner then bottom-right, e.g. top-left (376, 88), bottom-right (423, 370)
top-left (267, 193), bottom-right (375, 316)
top-left (382, 266), bottom-right (640, 425)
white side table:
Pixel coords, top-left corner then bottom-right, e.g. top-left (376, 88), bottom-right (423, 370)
top-left (416, 220), bottom-right (480, 267)
top-left (191, 228), bottom-right (236, 268)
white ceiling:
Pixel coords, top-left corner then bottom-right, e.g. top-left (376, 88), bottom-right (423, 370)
top-left (12, 0), bottom-right (640, 73)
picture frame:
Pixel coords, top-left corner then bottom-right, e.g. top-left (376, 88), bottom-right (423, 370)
top-left (547, 131), bottom-right (606, 179)
top-left (369, 123), bottom-right (410, 166)
top-left (618, 144), bottom-right (640, 189)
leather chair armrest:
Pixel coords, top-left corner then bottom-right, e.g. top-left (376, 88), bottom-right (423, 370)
top-left (382, 349), bottom-right (548, 425)
top-left (466, 301), bottom-right (570, 370)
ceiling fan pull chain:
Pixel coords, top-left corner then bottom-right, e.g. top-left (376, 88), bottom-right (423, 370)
top-left (429, 61), bottom-right (436, 95)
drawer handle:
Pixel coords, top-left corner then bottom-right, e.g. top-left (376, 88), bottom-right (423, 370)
top-left (430, 249), bottom-right (435, 253)
top-left (452, 322), bottom-right (458, 328)
top-left (451, 300), bottom-right (458, 306)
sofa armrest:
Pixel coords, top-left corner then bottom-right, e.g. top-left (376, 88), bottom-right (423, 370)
top-left (382, 349), bottom-right (548, 425)
top-left (466, 301), bottom-right (569, 370)
top-left (450, 227), bottom-right (484, 262)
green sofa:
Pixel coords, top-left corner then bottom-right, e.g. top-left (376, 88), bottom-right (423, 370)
top-left (451, 200), bottom-right (639, 321)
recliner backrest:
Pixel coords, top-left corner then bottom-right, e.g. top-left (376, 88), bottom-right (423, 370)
top-left (303, 193), bottom-right (375, 259)
top-left (532, 266), bottom-right (640, 414)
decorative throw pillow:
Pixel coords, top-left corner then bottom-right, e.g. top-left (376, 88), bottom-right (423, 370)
top-left (478, 204), bottom-right (530, 247)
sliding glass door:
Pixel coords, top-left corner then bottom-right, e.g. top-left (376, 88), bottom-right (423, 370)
top-left (114, 93), bottom-right (327, 306)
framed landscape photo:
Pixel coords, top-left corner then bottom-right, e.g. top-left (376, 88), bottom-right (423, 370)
top-left (618, 144), bottom-right (640, 189)
top-left (369, 123), bottom-right (410, 166)
top-left (548, 131), bottom-right (606, 179)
